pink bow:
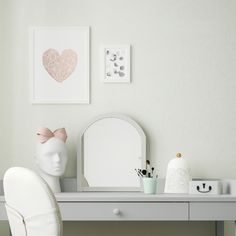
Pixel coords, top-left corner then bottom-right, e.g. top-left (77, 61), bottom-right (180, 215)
top-left (37, 127), bottom-right (67, 143)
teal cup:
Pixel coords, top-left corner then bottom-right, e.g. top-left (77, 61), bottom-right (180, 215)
top-left (142, 177), bottom-right (157, 194)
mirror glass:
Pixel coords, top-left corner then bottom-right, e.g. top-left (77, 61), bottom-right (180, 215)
top-left (77, 114), bottom-right (146, 191)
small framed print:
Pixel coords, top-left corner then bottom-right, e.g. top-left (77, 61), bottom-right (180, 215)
top-left (101, 45), bottom-right (130, 83)
top-left (30, 27), bottom-right (90, 104)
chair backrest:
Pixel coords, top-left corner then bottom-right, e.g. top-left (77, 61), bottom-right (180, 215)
top-left (3, 167), bottom-right (63, 236)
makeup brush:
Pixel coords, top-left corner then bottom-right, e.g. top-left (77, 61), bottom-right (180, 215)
top-left (135, 169), bottom-right (140, 177)
top-left (146, 160), bottom-right (152, 177)
top-left (142, 169), bottom-right (147, 177)
top-left (151, 167), bottom-right (155, 177)
top-left (138, 169), bottom-right (143, 177)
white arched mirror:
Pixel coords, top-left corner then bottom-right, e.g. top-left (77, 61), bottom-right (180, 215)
top-left (77, 114), bottom-right (146, 191)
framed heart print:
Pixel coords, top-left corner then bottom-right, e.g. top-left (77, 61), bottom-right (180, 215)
top-left (30, 27), bottom-right (90, 104)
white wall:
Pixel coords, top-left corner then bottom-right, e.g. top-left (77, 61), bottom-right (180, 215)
top-left (1, 0), bottom-right (236, 235)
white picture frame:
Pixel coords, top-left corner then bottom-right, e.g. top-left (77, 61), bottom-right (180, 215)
top-left (29, 27), bottom-right (90, 104)
top-left (101, 44), bottom-right (130, 83)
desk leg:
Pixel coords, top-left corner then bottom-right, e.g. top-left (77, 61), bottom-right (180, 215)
top-left (216, 221), bottom-right (224, 236)
top-left (235, 221), bottom-right (236, 236)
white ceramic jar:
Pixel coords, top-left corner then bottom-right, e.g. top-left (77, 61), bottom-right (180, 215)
top-left (164, 153), bottom-right (191, 194)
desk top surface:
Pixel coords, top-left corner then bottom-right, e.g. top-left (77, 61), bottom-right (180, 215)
top-left (1, 178), bottom-right (236, 203)
top-left (1, 192), bottom-right (236, 202)
top-left (54, 192), bottom-right (236, 202)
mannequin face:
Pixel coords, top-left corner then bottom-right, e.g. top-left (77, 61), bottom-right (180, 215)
top-left (36, 137), bottom-right (68, 176)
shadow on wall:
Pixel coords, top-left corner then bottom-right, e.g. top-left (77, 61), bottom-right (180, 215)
top-left (0, 222), bottom-right (10, 235)
top-left (2, 220), bottom-right (236, 236)
top-left (64, 221), bottom-right (215, 236)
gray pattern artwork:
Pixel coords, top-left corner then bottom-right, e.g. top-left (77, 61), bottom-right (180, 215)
top-left (105, 46), bottom-right (129, 81)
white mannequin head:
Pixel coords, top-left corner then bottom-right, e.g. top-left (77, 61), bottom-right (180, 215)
top-left (35, 127), bottom-right (68, 192)
top-left (36, 137), bottom-right (68, 177)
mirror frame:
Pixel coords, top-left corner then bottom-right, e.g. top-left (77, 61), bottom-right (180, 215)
top-left (77, 113), bottom-right (146, 191)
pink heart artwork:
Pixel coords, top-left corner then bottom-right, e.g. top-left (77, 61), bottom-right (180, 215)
top-left (42, 48), bottom-right (78, 83)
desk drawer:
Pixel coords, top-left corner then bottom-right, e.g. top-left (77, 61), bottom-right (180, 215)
top-left (59, 202), bottom-right (188, 221)
top-left (190, 202), bottom-right (236, 220)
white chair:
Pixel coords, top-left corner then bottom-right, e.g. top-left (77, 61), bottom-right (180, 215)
top-left (3, 167), bottom-right (63, 236)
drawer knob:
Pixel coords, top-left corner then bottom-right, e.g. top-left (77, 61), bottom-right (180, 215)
top-left (113, 208), bottom-right (120, 215)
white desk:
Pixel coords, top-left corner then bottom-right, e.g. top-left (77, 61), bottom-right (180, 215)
top-left (0, 179), bottom-right (236, 236)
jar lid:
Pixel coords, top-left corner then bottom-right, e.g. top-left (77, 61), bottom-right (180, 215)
top-left (176, 153), bottom-right (182, 158)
